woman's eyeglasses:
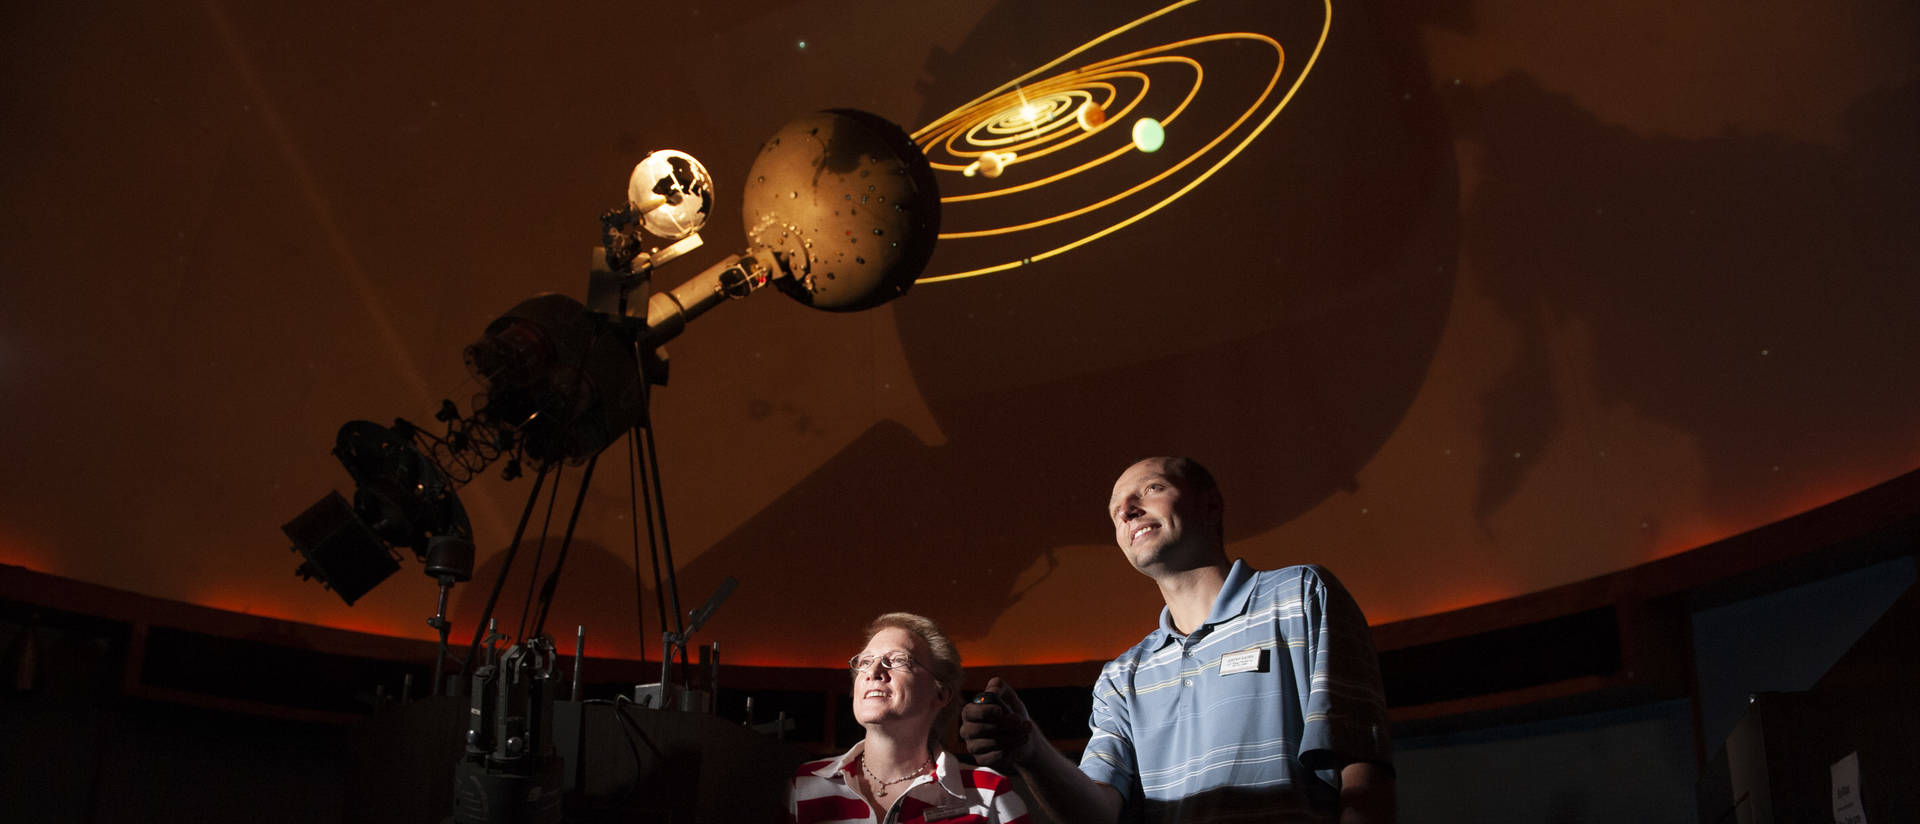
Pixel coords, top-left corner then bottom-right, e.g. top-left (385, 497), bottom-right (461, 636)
top-left (849, 652), bottom-right (919, 674)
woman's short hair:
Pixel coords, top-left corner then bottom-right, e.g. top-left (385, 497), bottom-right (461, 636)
top-left (864, 611), bottom-right (963, 750)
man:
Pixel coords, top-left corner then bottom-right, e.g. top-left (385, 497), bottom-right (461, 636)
top-left (961, 457), bottom-right (1395, 823)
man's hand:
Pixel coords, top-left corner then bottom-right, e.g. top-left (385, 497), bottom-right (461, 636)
top-left (1339, 762), bottom-right (1396, 824)
top-left (962, 678), bottom-right (1123, 824)
top-left (960, 677), bottom-right (1040, 769)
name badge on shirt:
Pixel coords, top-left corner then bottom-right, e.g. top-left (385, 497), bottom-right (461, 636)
top-left (923, 804), bottom-right (978, 821)
top-left (1219, 647), bottom-right (1266, 675)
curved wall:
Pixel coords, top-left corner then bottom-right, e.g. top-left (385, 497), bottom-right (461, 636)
top-left (2, 0), bottom-right (1917, 666)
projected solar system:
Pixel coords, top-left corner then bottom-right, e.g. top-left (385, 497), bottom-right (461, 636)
top-left (912, 0), bottom-right (1329, 283)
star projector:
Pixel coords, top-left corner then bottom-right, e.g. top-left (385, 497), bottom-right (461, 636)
top-left (627, 149), bottom-right (714, 241)
top-left (284, 109), bottom-right (938, 613)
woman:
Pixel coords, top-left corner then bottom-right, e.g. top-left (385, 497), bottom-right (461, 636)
top-left (789, 612), bottom-right (1030, 824)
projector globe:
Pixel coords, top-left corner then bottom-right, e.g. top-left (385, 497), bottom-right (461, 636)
top-left (627, 149), bottom-right (714, 240)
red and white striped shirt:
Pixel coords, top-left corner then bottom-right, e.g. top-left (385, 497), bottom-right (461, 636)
top-left (789, 743), bottom-right (1031, 824)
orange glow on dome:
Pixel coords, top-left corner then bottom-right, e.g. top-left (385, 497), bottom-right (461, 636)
top-left (0, 532), bottom-right (58, 576)
top-left (188, 587), bottom-right (414, 640)
top-left (1395, 585), bottom-right (1530, 622)
top-left (1646, 468), bottom-right (1920, 564)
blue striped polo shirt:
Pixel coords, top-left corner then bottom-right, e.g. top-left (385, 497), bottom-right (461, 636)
top-left (1078, 561), bottom-right (1392, 822)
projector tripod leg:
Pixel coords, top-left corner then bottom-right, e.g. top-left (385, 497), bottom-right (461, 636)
top-left (429, 575), bottom-right (455, 696)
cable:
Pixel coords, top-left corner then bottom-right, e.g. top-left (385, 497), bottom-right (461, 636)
top-left (531, 452), bottom-right (600, 638)
top-left (460, 460), bottom-right (553, 678)
top-left (627, 430), bottom-right (649, 664)
top-left (514, 461), bottom-right (568, 642)
top-left (639, 419), bottom-right (689, 678)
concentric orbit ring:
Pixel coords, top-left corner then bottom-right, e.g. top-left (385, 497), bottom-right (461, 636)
top-left (910, 0), bottom-right (1332, 284)
top-left (937, 61), bottom-right (1188, 203)
top-left (968, 88), bottom-right (1095, 147)
top-left (943, 78), bottom-right (1132, 172)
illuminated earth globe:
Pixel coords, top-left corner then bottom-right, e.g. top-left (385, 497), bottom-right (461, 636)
top-left (626, 149), bottom-right (714, 240)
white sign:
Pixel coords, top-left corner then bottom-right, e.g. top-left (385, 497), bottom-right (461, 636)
top-left (1832, 751), bottom-right (1866, 824)
top-left (1219, 648), bottom-right (1265, 675)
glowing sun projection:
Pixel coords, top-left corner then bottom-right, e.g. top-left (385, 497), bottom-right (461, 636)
top-left (911, 0), bottom-right (1331, 283)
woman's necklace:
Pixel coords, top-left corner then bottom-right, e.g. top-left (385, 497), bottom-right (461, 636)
top-left (861, 754), bottom-right (932, 791)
